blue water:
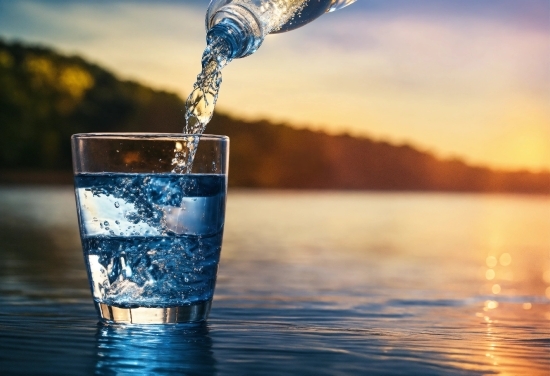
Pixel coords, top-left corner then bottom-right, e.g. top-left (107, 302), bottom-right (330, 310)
top-left (74, 173), bottom-right (226, 308)
top-left (81, 235), bottom-right (222, 307)
top-left (0, 188), bottom-right (549, 375)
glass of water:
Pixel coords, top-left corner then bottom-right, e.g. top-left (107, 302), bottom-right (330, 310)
top-left (71, 134), bottom-right (229, 324)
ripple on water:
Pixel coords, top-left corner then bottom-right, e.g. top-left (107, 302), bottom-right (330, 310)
top-left (0, 189), bottom-right (549, 375)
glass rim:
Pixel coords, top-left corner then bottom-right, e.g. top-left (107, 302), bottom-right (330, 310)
top-left (71, 133), bottom-right (228, 141)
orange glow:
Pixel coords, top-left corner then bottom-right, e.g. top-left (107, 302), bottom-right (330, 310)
top-left (499, 253), bottom-right (512, 267)
top-left (123, 151), bottom-right (140, 164)
top-left (494, 95), bottom-right (550, 164)
top-left (1, 1), bottom-right (547, 171)
top-left (486, 256), bottom-right (498, 268)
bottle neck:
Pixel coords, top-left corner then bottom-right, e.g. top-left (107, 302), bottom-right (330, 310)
top-left (206, 5), bottom-right (264, 59)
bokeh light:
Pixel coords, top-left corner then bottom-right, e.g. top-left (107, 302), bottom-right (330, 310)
top-left (499, 253), bottom-right (512, 266)
top-left (486, 256), bottom-right (498, 268)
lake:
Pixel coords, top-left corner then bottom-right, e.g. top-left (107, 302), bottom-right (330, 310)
top-left (0, 187), bottom-right (549, 375)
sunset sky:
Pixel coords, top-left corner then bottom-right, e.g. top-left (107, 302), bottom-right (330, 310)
top-left (0, 0), bottom-right (548, 171)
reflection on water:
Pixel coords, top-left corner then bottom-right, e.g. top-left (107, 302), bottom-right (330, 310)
top-left (0, 187), bottom-right (87, 302)
top-left (96, 324), bottom-right (215, 375)
top-left (0, 188), bottom-right (549, 375)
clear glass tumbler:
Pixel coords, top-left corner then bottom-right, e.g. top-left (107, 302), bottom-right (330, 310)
top-left (71, 134), bottom-right (229, 324)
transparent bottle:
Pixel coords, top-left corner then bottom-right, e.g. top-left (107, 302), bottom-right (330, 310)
top-left (183, 1), bottom-right (356, 135)
top-left (205, 0), bottom-right (357, 59)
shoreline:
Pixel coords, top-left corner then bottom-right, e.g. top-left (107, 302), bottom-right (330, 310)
top-left (0, 171), bottom-right (73, 185)
top-left (0, 170), bottom-right (548, 195)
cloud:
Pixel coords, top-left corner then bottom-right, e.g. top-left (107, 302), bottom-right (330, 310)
top-left (0, 0), bottom-right (548, 170)
top-left (0, 0), bottom-right (209, 92)
top-left (351, 0), bottom-right (550, 31)
top-left (217, 2), bottom-right (550, 169)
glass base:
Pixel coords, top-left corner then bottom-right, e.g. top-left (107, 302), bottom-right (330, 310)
top-left (95, 301), bottom-right (212, 324)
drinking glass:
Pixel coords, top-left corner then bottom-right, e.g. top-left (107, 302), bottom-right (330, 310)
top-left (71, 134), bottom-right (229, 324)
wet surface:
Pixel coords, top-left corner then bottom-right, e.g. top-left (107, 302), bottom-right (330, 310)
top-left (0, 187), bottom-right (549, 375)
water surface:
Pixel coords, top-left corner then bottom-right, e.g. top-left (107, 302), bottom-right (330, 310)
top-left (0, 188), bottom-right (548, 375)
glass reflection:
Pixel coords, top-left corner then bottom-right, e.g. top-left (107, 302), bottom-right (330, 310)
top-left (95, 324), bottom-right (216, 375)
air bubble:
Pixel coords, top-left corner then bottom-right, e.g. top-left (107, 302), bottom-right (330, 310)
top-left (115, 220), bottom-right (120, 225)
top-left (104, 221), bottom-right (109, 226)
top-left (114, 202), bottom-right (120, 208)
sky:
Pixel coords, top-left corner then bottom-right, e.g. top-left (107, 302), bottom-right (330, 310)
top-left (0, 0), bottom-right (549, 171)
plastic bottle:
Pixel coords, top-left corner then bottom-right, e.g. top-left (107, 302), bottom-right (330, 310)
top-left (205, 0), bottom-right (357, 59)
top-left (183, 0), bottom-right (356, 136)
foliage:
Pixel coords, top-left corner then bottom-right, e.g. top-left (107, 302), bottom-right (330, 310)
top-left (0, 38), bottom-right (548, 193)
top-left (0, 39), bottom-right (184, 169)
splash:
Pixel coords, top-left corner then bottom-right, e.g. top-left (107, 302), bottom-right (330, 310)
top-left (177, 0), bottom-right (315, 173)
top-left (173, 37), bottom-right (233, 173)
top-left (184, 36), bottom-right (233, 136)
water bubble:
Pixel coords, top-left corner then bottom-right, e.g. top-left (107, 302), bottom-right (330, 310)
top-left (114, 202), bottom-right (120, 208)
top-left (115, 220), bottom-right (120, 225)
top-left (104, 221), bottom-right (109, 226)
